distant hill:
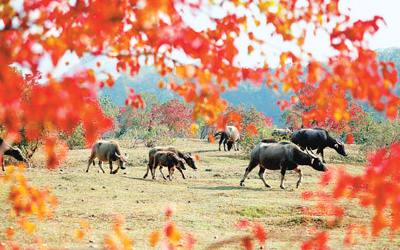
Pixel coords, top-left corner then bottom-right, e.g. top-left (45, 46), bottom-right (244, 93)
top-left (99, 47), bottom-right (400, 125)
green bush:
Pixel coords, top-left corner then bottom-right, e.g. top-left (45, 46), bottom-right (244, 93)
top-left (59, 125), bottom-right (85, 150)
top-left (118, 124), bottom-right (176, 148)
top-left (240, 126), bottom-right (275, 157)
top-left (361, 118), bottom-right (400, 152)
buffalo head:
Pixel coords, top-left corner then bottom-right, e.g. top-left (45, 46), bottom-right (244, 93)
top-left (6, 147), bottom-right (27, 163)
top-left (306, 148), bottom-right (327, 172)
top-left (183, 153), bottom-right (197, 170)
top-left (227, 141), bottom-right (234, 151)
top-left (177, 157), bottom-right (186, 170)
top-left (334, 141), bottom-right (347, 157)
top-left (116, 153), bottom-right (129, 170)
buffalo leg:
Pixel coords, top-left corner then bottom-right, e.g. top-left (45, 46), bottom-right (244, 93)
top-left (167, 167), bottom-right (174, 181)
top-left (280, 167), bottom-right (287, 189)
top-left (223, 138), bottom-right (228, 151)
top-left (143, 163), bottom-right (151, 178)
top-left (317, 148), bottom-right (326, 163)
top-left (240, 160), bottom-right (259, 186)
top-left (218, 137), bottom-right (224, 151)
top-left (159, 166), bottom-right (167, 180)
top-left (294, 168), bottom-right (303, 188)
top-left (109, 160), bottom-right (114, 174)
top-left (176, 167), bottom-right (186, 179)
top-left (86, 155), bottom-right (96, 172)
top-left (112, 164), bottom-right (120, 174)
top-left (258, 167), bottom-right (272, 188)
top-left (151, 163), bottom-right (157, 180)
top-left (98, 161), bottom-right (105, 173)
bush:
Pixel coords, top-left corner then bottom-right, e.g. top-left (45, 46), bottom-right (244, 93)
top-left (142, 124), bottom-right (176, 147)
top-left (240, 126), bottom-right (275, 157)
top-left (118, 125), bottom-right (176, 148)
top-left (361, 118), bottom-right (400, 152)
top-left (59, 125), bottom-right (85, 150)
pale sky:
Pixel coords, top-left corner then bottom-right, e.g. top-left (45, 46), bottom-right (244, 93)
top-left (340, 0), bottom-right (400, 49)
top-left (33, 0), bottom-right (400, 78)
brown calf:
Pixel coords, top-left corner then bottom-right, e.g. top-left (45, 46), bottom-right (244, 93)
top-left (143, 146), bottom-right (197, 179)
top-left (152, 151), bottom-right (186, 181)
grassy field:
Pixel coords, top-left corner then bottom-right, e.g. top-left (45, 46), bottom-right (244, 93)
top-left (0, 139), bottom-right (398, 249)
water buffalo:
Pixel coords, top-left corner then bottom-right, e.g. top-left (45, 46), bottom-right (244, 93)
top-left (0, 138), bottom-right (27, 171)
top-left (291, 128), bottom-right (347, 163)
top-left (143, 146), bottom-right (197, 179)
top-left (214, 125), bottom-right (240, 151)
top-left (152, 151), bottom-right (186, 181)
top-left (272, 127), bottom-right (293, 140)
top-left (261, 138), bottom-right (278, 143)
top-left (240, 142), bottom-right (327, 189)
top-left (86, 140), bottom-right (129, 174)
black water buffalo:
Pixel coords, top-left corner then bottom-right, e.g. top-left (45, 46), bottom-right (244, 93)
top-left (86, 140), bottom-right (129, 174)
top-left (290, 128), bottom-right (347, 163)
top-left (143, 146), bottom-right (197, 179)
top-left (152, 151), bottom-right (186, 181)
top-left (0, 138), bottom-right (27, 171)
top-left (272, 127), bottom-right (293, 140)
top-left (240, 142), bottom-right (327, 189)
top-left (214, 125), bottom-right (240, 151)
top-left (260, 138), bottom-right (278, 143)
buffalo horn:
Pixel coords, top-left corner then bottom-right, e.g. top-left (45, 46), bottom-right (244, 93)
top-left (305, 147), bottom-right (318, 158)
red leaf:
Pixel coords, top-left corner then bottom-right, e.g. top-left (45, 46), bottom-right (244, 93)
top-left (345, 134), bottom-right (354, 144)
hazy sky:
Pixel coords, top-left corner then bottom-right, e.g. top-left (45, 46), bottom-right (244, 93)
top-left (36, 0), bottom-right (400, 77)
top-left (341, 0), bottom-right (400, 49)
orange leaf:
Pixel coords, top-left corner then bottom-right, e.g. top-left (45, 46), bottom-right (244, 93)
top-left (74, 229), bottom-right (85, 241)
top-left (6, 227), bottom-right (15, 238)
top-left (248, 45), bottom-right (254, 54)
top-left (148, 230), bottom-right (161, 247)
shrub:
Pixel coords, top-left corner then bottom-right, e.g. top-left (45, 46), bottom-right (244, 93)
top-left (240, 126), bottom-right (275, 157)
top-left (59, 125), bottom-right (86, 150)
top-left (361, 118), bottom-right (400, 152)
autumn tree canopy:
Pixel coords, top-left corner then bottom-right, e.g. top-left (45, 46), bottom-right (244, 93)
top-left (0, 0), bottom-right (398, 164)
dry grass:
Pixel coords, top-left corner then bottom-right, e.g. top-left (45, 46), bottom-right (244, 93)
top-left (0, 139), bottom-right (399, 249)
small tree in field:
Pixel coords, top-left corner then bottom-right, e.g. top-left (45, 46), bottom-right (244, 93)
top-left (151, 99), bottom-right (194, 137)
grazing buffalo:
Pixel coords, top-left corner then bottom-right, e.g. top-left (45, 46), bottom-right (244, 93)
top-left (0, 138), bottom-right (27, 171)
top-left (143, 146), bottom-right (197, 179)
top-left (272, 127), bottom-right (293, 140)
top-left (214, 125), bottom-right (240, 151)
top-left (290, 128), bottom-right (347, 163)
top-left (86, 140), bottom-right (129, 174)
top-left (240, 142), bottom-right (327, 189)
top-left (152, 151), bottom-right (186, 181)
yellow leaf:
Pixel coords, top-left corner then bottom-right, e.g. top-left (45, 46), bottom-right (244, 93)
top-left (191, 124), bottom-right (198, 134)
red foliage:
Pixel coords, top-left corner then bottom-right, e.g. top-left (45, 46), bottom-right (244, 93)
top-left (151, 99), bottom-right (194, 137)
top-left (2, 0), bottom-right (393, 133)
top-left (301, 231), bottom-right (330, 250)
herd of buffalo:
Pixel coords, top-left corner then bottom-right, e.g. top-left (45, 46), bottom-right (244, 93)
top-left (0, 126), bottom-right (347, 189)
